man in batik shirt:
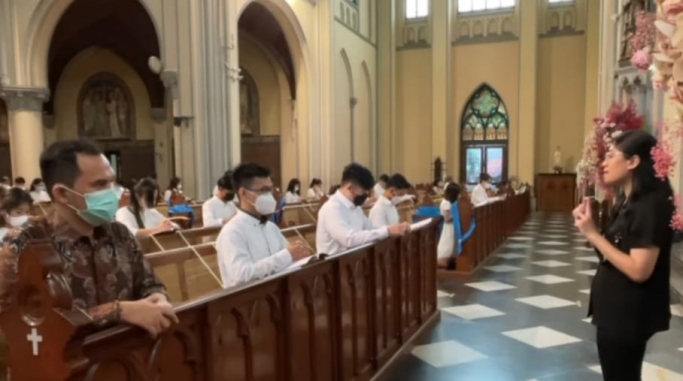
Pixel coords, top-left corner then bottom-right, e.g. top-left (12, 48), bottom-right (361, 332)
top-left (0, 139), bottom-right (177, 337)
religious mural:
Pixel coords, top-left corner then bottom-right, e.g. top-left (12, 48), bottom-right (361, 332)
top-left (460, 84), bottom-right (509, 185)
top-left (78, 73), bottom-right (134, 140)
top-left (239, 68), bottom-right (259, 136)
top-left (0, 100), bottom-right (8, 142)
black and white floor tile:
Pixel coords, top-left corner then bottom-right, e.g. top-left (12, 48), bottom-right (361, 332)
top-left (386, 213), bottom-right (683, 381)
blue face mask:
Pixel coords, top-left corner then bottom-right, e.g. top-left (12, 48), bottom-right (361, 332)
top-left (66, 187), bottom-right (120, 226)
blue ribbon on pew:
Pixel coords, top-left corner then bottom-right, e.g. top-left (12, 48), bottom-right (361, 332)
top-left (451, 201), bottom-right (476, 255)
top-left (168, 203), bottom-right (195, 227)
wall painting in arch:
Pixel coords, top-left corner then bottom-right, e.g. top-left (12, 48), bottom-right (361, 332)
top-left (78, 73), bottom-right (135, 140)
top-left (460, 84), bottom-right (509, 186)
top-left (239, 68), bottom-right (260, 136)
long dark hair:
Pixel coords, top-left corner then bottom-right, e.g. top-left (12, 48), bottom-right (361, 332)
top-left (168, 177), bottom-right (181, 191)
top-left (130, 178), bottom-right (158, 229)
top-left (609, 130), bottom-right (674, 221)
top-left (286, 178), bottom-right (301, 195)
top-left (30, 178), bottom-right (43, 192)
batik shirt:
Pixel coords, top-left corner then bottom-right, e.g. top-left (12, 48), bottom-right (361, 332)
top-left (0, 215), bottom-right (166, 326)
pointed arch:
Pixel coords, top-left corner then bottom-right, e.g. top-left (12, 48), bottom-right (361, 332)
top-left (459, 83), bottom-right (509, 185)
top-left (339, 49), bottom-right (354, 97)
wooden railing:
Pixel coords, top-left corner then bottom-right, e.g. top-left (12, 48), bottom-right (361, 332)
top-left (0, 219), bottom-right (439, 381)
top-left (452, 190), bottom-right (531, 273)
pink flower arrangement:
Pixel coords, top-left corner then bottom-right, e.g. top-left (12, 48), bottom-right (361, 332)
top-left (672, 194), bottom-right (683, 231)
top-left (652, 119), bottom-right (683, 230)
top-left (630, 11), bottom-right (657, 71)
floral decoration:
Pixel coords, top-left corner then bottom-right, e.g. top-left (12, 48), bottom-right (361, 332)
top-left (630, 11), bottom-right (656, 70)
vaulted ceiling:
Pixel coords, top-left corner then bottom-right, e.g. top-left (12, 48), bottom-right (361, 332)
top-left (46, 0), bottom-right (164, 114)
top-left (238, 3), bottom-right (296, 99)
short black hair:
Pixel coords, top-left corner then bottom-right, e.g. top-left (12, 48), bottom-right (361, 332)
top-left (479, 173), bottom-right (491, 183)
top-left (0, 188), bottom-right (33, 213)
top-left (39, 139), bottom-right (103, 197)
top-left (387, 173), bottom-right (411, 190)
top-left (14, 177), bottom-right (25, 185)
top-left (310, 178), bottom-right (322, 187)
top-left (379, 174), bottom-right (390, 183)
top-left (0, 176), bottom-right (9, 184)
top-left (217, 170), bottom-right (234, 191)
top-left (444, 182), bottom-right (461, 203)
top-left (341, 163), bottom-right (375, 191)
top-left (169, 177), bottom-right (181, 189)
top-left (232, 163), bottom-right (271, 190)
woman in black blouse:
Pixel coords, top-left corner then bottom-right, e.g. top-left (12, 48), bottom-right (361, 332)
top-left (574, 130), bottom-right (674, 381)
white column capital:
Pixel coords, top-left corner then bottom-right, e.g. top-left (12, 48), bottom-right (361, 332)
top-left (0, 87), bottom-right (49, 112)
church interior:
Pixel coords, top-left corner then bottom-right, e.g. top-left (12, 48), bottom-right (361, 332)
top-left (1, 0), bottom-right (683, 380)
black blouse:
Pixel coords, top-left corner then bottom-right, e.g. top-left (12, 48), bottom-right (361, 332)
top-left (589, 190), bottom-right (674, 336)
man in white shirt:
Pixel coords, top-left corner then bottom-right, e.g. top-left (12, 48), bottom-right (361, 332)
top-left (317, 163), bottom-right (409, 255)
top-left (372, 174), bottom-right (389, 200)
top-left (216, 163), bottom-right (311, 288)
top-left (471, 173), bottom-right (492, 205)
top-left (369, 173), bottom-right (412, 228)
top-left (203, 172), bottom-right (238, 227)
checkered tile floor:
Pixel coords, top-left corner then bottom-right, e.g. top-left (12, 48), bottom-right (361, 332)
top-left (385, 213), bottom-right (683, 381)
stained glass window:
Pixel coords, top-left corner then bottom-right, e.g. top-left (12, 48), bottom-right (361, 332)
top-left (460, 84), bottom-right (509, 185)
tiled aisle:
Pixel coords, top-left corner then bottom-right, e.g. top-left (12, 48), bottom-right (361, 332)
top-left (386, 213), bottom-right (683, 381)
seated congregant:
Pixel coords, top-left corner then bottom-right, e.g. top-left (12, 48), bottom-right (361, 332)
top-left (369, 173), bottom-right (411, 228)
top-left (116, 178), bottom-right (176, 238)
top-left (307, 178), bottom-right (324, 200)
top-left (216, 163), bottom-right (311, 288)
top-left (0, 176), bottom-right (10, 191)
top-left (29, 177), bottom-right (51, 203)
top-left (0, 188), bottom-right (33, 241)
top-left (471, 173), bottom-right (492, 205)
top-left (202, 172), bottom-right (237, 227)
top-left (164, 176), bottom-right (194, 226)
top-left (13, 177), bottom-right (26, 190)
top-left (316, 163), bottom-right (409, 255)
top-left (284, 178), bottom-right (302, 203)
top-left (0, 139), bottom-right (177, 337)
top-left (373, 174), bottom-right (389, 200)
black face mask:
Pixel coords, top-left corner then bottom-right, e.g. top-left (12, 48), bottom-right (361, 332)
top-left (222, 193), bottom-right (235, 202)
top-left (353, 194), bottom-right (368, 206)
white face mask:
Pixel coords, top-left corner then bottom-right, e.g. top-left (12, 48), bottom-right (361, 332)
top-left (8, 215), bottom-right (29, 227)
top-left (483, 182), bottom-right (491, 189)
top-left (252, 192), bottom-right (277, 215)
top-left (294, 186), bottom-right (299, 192)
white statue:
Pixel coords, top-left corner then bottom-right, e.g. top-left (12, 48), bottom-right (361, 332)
top-left (107, 91), bottom-right (122, 137)
top-left (553, 146), bottom-right (563, 173)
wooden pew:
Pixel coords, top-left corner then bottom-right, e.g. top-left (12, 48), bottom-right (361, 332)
top-left (440, 189), bottom-right (531, 275)
top-left (145, 224), bottom-right (318, 302)
top-left (0, 220), bottom-right (441, 381)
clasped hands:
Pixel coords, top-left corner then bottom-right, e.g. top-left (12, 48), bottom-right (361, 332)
top-left (120, 293), bottom-right (179, 338)
top-left (573, 198), bottom-right (599, 237)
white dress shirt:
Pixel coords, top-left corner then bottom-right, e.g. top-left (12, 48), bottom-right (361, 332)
top-left (0, 227), bottom-right (7, 242)
top-left (373, 183), bottom-right (385, 199)
top-left (470, 183), bottom-right (489, 206)
top-left (202, 196), bottom-right (237, 227)
top-left (368, 195), bottom-right (399, 228)
top-left (284, 191), bottom-right (301, 203)
top-left (216, 210), bottom-right (293, 288)
top-left (30, 191), bottom-right (51, 203)
top-left (316, 191), bottom-right (389, 255)
top-left (115, 207), bottom-right (167, 235)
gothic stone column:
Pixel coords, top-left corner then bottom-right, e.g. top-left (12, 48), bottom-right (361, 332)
top-left (0, 87), bottom-right (49, 181)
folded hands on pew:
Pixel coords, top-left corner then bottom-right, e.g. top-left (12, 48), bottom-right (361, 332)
top-left (119, 293), bottom-right (179, 338)
top-left (288, 239), bottom-right (312, 261)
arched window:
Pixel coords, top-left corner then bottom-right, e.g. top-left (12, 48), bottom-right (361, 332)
top-left (460, 84), bottom-right (509, 186)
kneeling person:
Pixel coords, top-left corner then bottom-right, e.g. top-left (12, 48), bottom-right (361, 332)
top-left (369, 173), bottom-right (412, 228)
top-left (216, 163), bottom-right (311, 288)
